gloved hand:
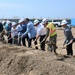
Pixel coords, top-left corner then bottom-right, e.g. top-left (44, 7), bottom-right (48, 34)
top-left (45, 40), bottom-right (49, 44)
top-left (21, 34), bottom-right (25, 38)
top-left (63, 44), bottom-right (67, 48)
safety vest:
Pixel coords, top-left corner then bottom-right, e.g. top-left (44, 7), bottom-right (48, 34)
top-left (46, 22), bottom-right (57, 37)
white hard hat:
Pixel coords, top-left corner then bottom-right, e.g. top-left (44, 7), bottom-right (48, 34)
top-left (34, 19), bottom-right (39, 25)
top-left (18, 18), bottom-right (24, 23)
top-left (2, 21), bottom-right (5, 25)
top-left (21, 18), bottom-right (25, 22)
top-left (6, 20), bottom-right (11, 24)
top-left (61, 20), bottom-right (68, 26)
top-left (42, 18), bottom-right (48, 24)
top-left (12, 22), bottom-right (16, 26)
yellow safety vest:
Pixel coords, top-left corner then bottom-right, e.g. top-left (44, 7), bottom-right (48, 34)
top-left (46, 22), bottom-right (57, 37)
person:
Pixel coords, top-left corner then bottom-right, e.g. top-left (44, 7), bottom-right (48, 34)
top-left (11, 22), bottom-right (18, 44)
top-left (21, 19), bottom-right (28, 46)
top-left (4, 20), bottom-right (12, 43)
top-left (5, 20), bottom-right (12, 36)
top-left (42, 19), bottom-right (57, 54)
top-left (34, 19), bottom-right (46, 51)
top-left (61, 20), bottom-right (74, 56)
top-left (0, 22), bottom-right (3, 33)
top-left (22, 18), bottom-right (38, 49)
top-left (16, 19), bottom-right (24, 45)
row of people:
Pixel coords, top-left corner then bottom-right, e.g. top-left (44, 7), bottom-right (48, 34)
top-left (1, 18), bottom-right (75, 55)
top-left (1, 18), bottom-right (58, 55)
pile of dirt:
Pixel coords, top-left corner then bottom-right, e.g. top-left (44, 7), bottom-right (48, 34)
top-left (0, 42), bottom-right (75, 75)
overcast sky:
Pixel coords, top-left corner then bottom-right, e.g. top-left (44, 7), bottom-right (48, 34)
top-left (0, 0), bottom-right (75, 19)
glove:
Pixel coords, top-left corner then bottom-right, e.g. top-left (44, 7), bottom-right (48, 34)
top-left (63, 44), bottom-right (67, 48)
top-left (45, 40), bottom-right (49, 43)
top-left (21, 34), bottom-right (25, 38)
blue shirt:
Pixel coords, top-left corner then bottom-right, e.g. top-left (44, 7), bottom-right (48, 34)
top-left (5, 23), bottom-right (11, 31)
top-left (21, 23), bottom-right (27, 33)
top-left (23, 21), bottom-right (36, 39)
top-left (16, 24), bottom-right (23, 36)
top-left (16, 24), bottom-right (27, 36)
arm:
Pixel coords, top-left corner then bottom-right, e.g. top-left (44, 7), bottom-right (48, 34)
top-left (64, 29), bottom-right (71, 45)
top-left (44, 28), bottom-right (50, 41)
top-left (23, 25), bottom-right (30, 36)
top-left (36, 28), bottom-right (41, 39)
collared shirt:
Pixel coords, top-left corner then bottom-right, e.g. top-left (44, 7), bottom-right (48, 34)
top-left (22, 23), bottom-right (27, 33)
top-left (16, 24), bottom-right (23, 36)
top-left (16, 24), bottom-right (22, 32)
top-left (23, 21), bottom-right (36, 39)
top-left (11, 27), bottom-right (18, 37)
top-left (36, 23), bottom-right (46, 36)
top-left (64, 25), bottom-right (74, 44)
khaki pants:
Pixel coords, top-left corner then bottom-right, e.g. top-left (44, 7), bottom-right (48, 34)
top-left (47, 34), bottom-right (57, 53)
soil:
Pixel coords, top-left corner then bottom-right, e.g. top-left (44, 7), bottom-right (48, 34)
top-left (0, 28), bottom-right (75, 75)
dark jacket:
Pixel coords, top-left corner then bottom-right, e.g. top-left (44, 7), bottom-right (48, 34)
top-left (0, 23), bottom-right (3, 32)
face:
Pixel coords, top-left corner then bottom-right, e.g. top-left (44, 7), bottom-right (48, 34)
top-left (8, 23), bottom-right (11, 26)
top-left (12, 25), bottom-right (16, 28)
top-left (24, 20), bottom-right (28, 24)
top-left (35, 23), bottom-right (39, 27)
top-left (20, 22), bottom-right (23, 25)
top-left (62, 24), bottom-right (66, 28)
top-left (44, 22), bottom-right (48, 27)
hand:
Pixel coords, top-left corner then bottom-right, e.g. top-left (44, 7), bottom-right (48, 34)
top-left (63, 44), bottom-right (67, 48)
top-left (63, 43), bottom-right (65, 47)
top-left (34, 39), bottom-right (37, 42)
top-left (21, 34), bottom-right (24, 38)
top-left (45, 40), bottom-right (49, 43)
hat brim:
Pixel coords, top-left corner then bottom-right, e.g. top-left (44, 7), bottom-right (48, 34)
top-left (61, 23), bottom-right (67, 26)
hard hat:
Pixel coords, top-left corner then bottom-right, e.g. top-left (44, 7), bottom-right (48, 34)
top-left (2, 21), bottom-right (5, 25)
top-left (6, 20), bottom-right (11, 24)
top-left (34, 19), bottom-right (39, 25)
top-left (61, 20), bottom-right (68, 26)
top-left (12, 22), bottom-right (16, 26)
top-left (42, 18), bottom-right (48, 24)
top-left (20, 18), bottom-right (25, 22)
top-left (18, 18), bottom-right (24, 23)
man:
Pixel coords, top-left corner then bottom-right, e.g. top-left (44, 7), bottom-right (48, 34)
top-left (22, 18), bottom-right (38, 49)
top-left (11, 22), bottom-right (18, 44)
top-left (34, 19), bottom-right (46, 51)
top-left (61, 20), bottom-right (74, 56)
top-left (5, 20), bottom-right (12, 36)
top-left (16, 19), bottom-right (24, 45)
top-left (21, 19), bottom-right (28, 46)
top-left (42, 19), bottom-right (57, 54)
top-left (0, 22), bottom-right (3, 33)
top-left (5, 20), bottom-right (12, 43)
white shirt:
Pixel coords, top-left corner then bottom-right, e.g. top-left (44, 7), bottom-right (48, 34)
top-left (11, 27), bottom-right (18, 37)
top-left (36, 23), bottom-right (47, 36)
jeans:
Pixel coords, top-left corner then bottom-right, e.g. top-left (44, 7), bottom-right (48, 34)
top-left (66, 43), bottom-right (73, 55)
top-left (28, 37), bottom-right (38, 49)
top-left (22, 34), bottom-right (28, 46)
top-left (40, 35), bottom-right (46, 51)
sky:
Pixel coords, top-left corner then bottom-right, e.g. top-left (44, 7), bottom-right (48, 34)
top-left (0, 0), bottom-right (75, 19)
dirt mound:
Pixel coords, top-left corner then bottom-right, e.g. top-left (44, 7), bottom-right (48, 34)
top-left (0, 28), bottom-right (75, 75)
top-left (0, 42), bottom-right (75, 75)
